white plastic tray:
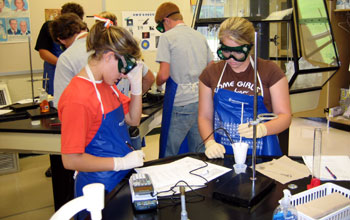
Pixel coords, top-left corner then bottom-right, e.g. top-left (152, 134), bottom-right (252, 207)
top-left (290, 183), bottom-right (350, 220)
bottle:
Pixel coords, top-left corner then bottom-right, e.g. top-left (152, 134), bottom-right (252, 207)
top-left (272, 189), bottom-right (298, 220)
top-left (39, 88), bottom-right (50, 113)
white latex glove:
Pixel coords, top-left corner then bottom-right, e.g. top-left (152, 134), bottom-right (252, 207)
top-left (238, 123), bottom-right (267, 138)
top-left (113, 150), bottom-right (145, 171)
top-left (156, 84), bottom-right (164, 92)
top-left (205, 140), bottom-right (226, 159)
top-left (127, 61), bottom-right (143, 95)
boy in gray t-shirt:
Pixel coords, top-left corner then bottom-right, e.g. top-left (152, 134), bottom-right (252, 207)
top-left (154, 2), bottom-right (213, 157)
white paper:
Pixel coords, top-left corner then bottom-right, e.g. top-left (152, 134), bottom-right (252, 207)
top-left (0, 109), bottom-right (12, 115)
top-left (302, 156), bottom-right (350, 181)
top-left (135, 157), bottom-right (231, 196)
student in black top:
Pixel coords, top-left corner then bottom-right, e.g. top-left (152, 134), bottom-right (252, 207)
top-left (34, 2), bottom-right (84, 178)
top-left (35, 2), bottom-right (84, 96)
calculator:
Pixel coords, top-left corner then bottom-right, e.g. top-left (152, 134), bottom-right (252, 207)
top-left (129, 173), bottom-right (158, 211)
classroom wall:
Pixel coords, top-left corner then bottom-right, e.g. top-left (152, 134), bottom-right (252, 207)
top-left (105, 0), bottom-right (195, 75)
top-left (0, 0), bottom-right (102, 102)
top-left (0, 0), bottom-right (194, 103)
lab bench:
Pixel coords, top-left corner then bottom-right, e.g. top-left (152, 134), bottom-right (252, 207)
top-left (0, 97), bottom-right (163, 211)
top-left (103, 153), bottom-right (350, 220)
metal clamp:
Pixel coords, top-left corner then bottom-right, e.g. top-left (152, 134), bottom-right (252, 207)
top-left (249, 113), bottom-right (277, 127)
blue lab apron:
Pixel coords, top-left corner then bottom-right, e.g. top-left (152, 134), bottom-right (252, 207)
top-left (43, 42), bottom-right (62, 95)
top-left (75, 65), bottom-right (132, 197)
top-left (213, 59), bottom-right (281, 156)
top-left (159, 77), bottom-right (188, 158)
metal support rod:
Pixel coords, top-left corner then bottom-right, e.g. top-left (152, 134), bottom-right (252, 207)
top-left (180, 186), bottom-right (188, 220)
top-left (251, 31), bottom-right (259, 181)
top-left (28, 35), bottom-right (34, 103)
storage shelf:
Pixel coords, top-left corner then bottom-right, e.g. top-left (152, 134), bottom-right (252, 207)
top-left (334, 9), bottom-right (350, 12)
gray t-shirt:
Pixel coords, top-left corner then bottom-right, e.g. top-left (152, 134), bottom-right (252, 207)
top-left (156, 24), bottom-right (213, 106)
top-left (53, 35), bottom-right (90, 107)
top-left (54, 35), bottom-right (150, 106)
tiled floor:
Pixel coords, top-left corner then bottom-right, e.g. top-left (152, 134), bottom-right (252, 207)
top-left (0, 132), bottom-right (160, 220)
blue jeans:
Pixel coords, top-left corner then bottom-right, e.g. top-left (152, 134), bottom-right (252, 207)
top-left (165, 102), bottom-right (205, 157)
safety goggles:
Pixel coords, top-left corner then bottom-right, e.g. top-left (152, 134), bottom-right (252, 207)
top-left (217, 43), bottom-right (252, 62)
top-left (156, 22), bottom-right (165, 33)
top-left (156, 11), bottom-right (180, 33)
top-left (117, 55), bottom-right (137, 75)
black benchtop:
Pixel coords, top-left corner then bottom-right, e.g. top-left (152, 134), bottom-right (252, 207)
top-left (0, 92), bottom-right (164, 134)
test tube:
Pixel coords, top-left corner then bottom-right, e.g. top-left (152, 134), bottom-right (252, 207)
top-left (312, 128), bottom-right (322, 179)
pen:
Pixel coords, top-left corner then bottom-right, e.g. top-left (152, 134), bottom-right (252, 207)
top-left (125, 141), bottom-right (135, 151)
top-left (325, 166), bottom-right (337, 180)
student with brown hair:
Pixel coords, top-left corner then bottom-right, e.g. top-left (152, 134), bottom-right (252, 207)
top-left (49, 12), bottom-right (88, 107)
top-left (59, 18), bottom-right (144, 219)
top-left (35, 2), bottom-right (84, 96)
top-left (154, 2), bottom-right (213, 158)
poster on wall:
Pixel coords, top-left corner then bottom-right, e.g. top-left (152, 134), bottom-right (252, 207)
top-left (0, 0), bottom-right (31, 43)
top-left (44, 9), bottom-right (60, 22)
top-left (122, 11), bottom-right (161, 51)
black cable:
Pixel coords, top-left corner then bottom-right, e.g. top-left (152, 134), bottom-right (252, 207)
top-left (153, 162), bottom-right (209, 197)
top-left (153, 160), bottom-right (210, 208)
top-left (195, 127), bottom-right (235, 152)
top-left (156, 180), bottom-right (206, 209)
top-left (189, 160), bottom-right (209, 183)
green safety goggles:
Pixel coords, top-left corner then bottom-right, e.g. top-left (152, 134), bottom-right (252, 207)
top-left (217, 43), bottom-right (252, 62)
top-left (156, 11), bottom-right (180, 33)
top-left (156, 22), bottom-right (165, 33)
top-left (117, 55), bottom-right (137, 75)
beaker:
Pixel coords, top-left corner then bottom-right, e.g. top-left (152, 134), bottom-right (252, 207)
top-left (312, 128), bottom-right (322, 179)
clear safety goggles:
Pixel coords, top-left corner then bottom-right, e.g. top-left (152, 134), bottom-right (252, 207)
top-left (117, 55), bottom-right (137, 75)
top-left (216, 43), bottom-right (252, 62)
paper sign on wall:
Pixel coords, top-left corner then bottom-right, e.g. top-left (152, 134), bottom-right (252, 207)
top-left (122, 11), bottom-right (161, 51)
top-left (0, 0), bottom-right (31, 43)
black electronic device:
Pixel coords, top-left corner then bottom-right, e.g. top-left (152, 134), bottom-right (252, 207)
top-left (213, 168), bottom-right (275, 208)
top-left (129, 173), bottom-right (158, 211)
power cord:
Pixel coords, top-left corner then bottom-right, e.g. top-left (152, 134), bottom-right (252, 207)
top-left (154, 161), bottom-right (209, 208)
top-left (195, 127), bottom-right (235, 152)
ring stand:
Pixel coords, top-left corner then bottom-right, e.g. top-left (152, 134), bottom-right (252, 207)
top-left (14, 36), bottom-right (41, 111)
top-left (213, 164), bottom-right (275, 208)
